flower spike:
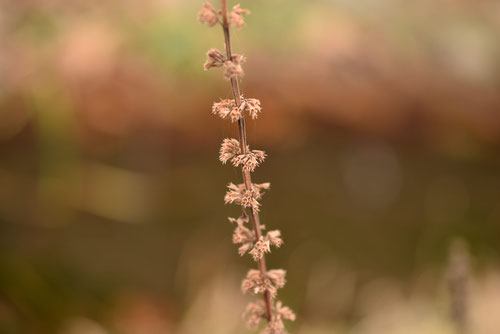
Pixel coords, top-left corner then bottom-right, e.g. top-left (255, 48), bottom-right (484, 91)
top-left (200, 1), bottom-right (295, 331)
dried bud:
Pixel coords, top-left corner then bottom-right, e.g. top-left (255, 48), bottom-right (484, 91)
top-left (244, 300), bottom-right (295, 333)
top-left (245, 98), bottom-right (262, 119)
top-left (223, 54), bottom-right (246, 80)
top-left (225, 182), bottom-right (244, 205)
top-left (266, 230), bottom-right (283, 248)
top-left (241, 190), bottom-right (261, 211)
top-left (231, 220), bottom-right (253, 244)
top-left (224, 182), bottom-right (270, 212)
top-left (241, 269), bottom-right (279, 299)
top-left (213, 99), bottom-right (241, 122)
top-left (249, 236), bottom-right (271, 261)
top-left (261, 301), bottom-right (296, 334)
top-left (262, 317), bottom-right (285, 334)
top-left (267, 269), bottom-right (286, 289)
top-left (243, 301), bottom-right (266, 329)
top-left (204, 48), bottom-right (227, 70)
top-left (219, 138), bottom-right (266, 171)
top-left (255, 182), bottom-right (271, 191)
top-left (245, 231), bottom-right (283, 261)
top-left (232, 53), bottom-right (246, 64)
top-left (238, 243), bottom-right (253, 256)
top-left (229, 4), bottom-right (250, 28)
top-left (219, 138), bottom-right (241, 164)
top-left (223, 61), bottom-right (243, 80)
top-left (198, 2), bottom-right (219, 26)
top-left (232, 150), bottom-right (267, 172)
top-left (228, 215), bottom-right (267, 256)
top-left (213, 97), bottom-right (262, 121)
top-left (229, 215), bottom-right (256, 256)
top-left (276, 301), bottom-right (296, 322)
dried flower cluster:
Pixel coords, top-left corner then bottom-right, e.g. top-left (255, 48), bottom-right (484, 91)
top-left (213, 97), bottom-right (261, 122)
top-left (224, 182), bottom-right (270, 212)
top-left (220, 138), bottom-right (266, 172)
top-left (204, 48), bottom-right (246, 80)
top-left (199, 1), bottom-right (295, 333)
top-left (244, 301), bottom-right (296, 333)
top-left (242, 269), bottom-right (286, 298)
top-left (198, 2), bottom-right (219, 26)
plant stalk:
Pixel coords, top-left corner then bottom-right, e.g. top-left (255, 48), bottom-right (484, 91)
top-left (220, 0), bottom-right (273, 322)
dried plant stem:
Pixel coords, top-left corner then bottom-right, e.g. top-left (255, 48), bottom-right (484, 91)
top-left (448, 238), bottom-right (470, 334)
top-left (220, 0), bottom-right (273, 321)
top-left (200, 2), bottom-right (295, 331)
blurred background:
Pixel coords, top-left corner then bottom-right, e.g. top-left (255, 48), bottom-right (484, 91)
top-left (1, 0), bottom-right (500, 333)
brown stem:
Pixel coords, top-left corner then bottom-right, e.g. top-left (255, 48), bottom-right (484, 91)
top-left (221, 0), bottom-right (273, 322)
